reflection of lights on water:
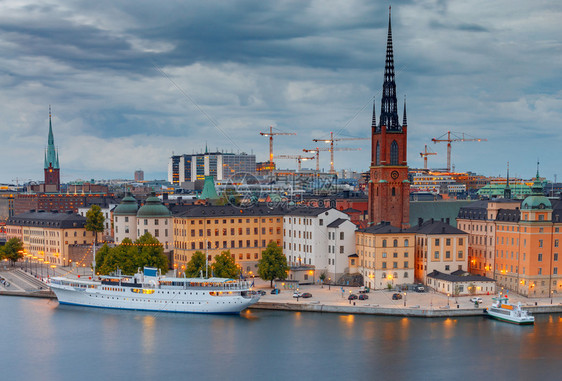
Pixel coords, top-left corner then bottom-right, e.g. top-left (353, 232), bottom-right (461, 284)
top-left (400, 317), bottom-right (409, 327)
top-left (339, 314), bottom-right (355, 326)
top-left (141, 315), bottom-right (156, 354)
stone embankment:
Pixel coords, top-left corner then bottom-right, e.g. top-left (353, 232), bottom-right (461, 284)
top-left (250, 301), bottom-right (562, 317)
top-left (0, 268), bottom-right (56, 299)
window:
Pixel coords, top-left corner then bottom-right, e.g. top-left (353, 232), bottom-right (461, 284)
top-left (445, 265), bottom-right (450, 271)
top-left (382, 239), bottom-right (387, 248)
top-left (393, 239), bottom-right (398, 247)
top-left (404, 239), bottom-right (409, 247)
top-left (554, 267), bottom-right (558, 275)
top-left (458, 238), bottom-right (463, 246)
top-left (155, 219), bottom-right (159, 226)
top-left (435, 238), bottom-right (440, 246)
top-left (555, 240), bottom-right (559, 248)
top-left (392, 187), bottom-right (396, 196)
top-left (434, 251), bottom-right (439, 259)
top-left (390, 140), bottom-right (399, 165)
top-left (393, 262), bottom-right (398, 269)
top-left (382, 252), bottom-right (387, 258)
top-left (538, 253), bottom-right (543, 262)
top-left (404, 272), bottom-right (409, 278)
top-left (319, 219), bottom-right (323, 226)
top-left (404, 261), bottom-right (408, 268)
top-left (124, 216), bottom-right (128, 222)
top-left (144, 219), bottom-right (148, 225)
top-left (446, 238), bottom-right (451, 246)
top-left (539, 240), bottom-right (543, 248)
top-left (538, 268), bottom-right (542, 275)
top-left (445, 251), bottom-right (451, 259)
top-left (555, 253), bottom-right (558, 261)
top-left (375, 141), bottom-right (380, 165)
top-left (382, 262), bottom-right (387, 269)
top-left (340, 232), bottom-right (344, 240)
top-left (340, 246), bottom-right (344, 254)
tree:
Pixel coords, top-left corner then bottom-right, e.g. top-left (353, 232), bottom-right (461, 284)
top-left (319, 272), bottom-right (326, 288)
top-left (212, 250), bottom-right (239, 279)
top-left (257, 241), bottom-right (289, 288)
top-left (95, 233), bottom-right (168, 276)
top-left (185, 251), bottom-right (211, 278)
top-left (1, 238), bottom-right (24, 266)
top-left (85, 205), bottom-right (105, 245)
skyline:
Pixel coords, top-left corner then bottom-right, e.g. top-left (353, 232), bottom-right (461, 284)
top-left (1, 0), bottom-right (561, 183)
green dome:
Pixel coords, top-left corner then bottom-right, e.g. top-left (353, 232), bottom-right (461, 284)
top-left (113, 195), bottom-right (138, 215)
top-left (521, 195), bottom-right (551, 210)
top-left (137, 194), bottom-right (171, 217)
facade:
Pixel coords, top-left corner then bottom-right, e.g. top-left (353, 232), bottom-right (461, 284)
top-left (356, 222), bottom-right (415, 290)
top-left (368, 9), bottom-right (410, 228)
top-left (134, 170), bottom-right (144, 182)
top-left (173, 205), bottom-right (285, 275)
top-left (457, 199), bottom-right (519, 277)
top-left (168, 151), bottom-right (256, 185)
top-left (5, 211), bottom-right (95, 266)
top-left (113, 194), bottom-right (173, 251)
top-left (78, 202), bottom-right (118, 239)
top-left (13, 194), bottom-right (114, 216)
top-left (426, 270), bottom-right (496, 296)
top-left (493, 176), bottom-right (562, 297)
top-left (409, 220), bottom-right (468, 284)
top-left (283, 208), bottom-right (356, 282)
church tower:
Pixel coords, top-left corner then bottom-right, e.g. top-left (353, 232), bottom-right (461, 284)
top-left (368, 7), bottom-right (410, 228)
top-left (44, 107), bottom-right (60, 192)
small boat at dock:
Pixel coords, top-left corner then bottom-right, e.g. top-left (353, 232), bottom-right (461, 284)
top-left (486, 294), bottom-right (534, 325)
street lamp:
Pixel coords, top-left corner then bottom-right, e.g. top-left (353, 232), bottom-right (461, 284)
top-left (551, 290), bottom-right (554, 305)
top-left (328, 277), bottom-right (331, 290)
top-left (447, 293), bottom-right (450, 307)
top-left (403, 292), bottom-right (407, 307)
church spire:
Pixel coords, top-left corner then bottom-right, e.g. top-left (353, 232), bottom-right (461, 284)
top-left (379, 6), bottom-right (400, 131)
top-left (45, 106), bottom-right (59, 170)
top-left (504, 161), bottom-right (511, 199)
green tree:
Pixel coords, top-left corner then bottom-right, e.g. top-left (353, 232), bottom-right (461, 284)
top-left (212, 250), bottom-right (239, 278)
top-left (257, 241), bottom-right (289, 288)
top-left (185, 251), bottom-right (211, 278)
top-left (85, 205), bottom-right (105, 245)
top-left (95, 234), bottom-right (168, 276)
top-left (319, 272), bottom-right (326, 288)
top-left (1, 237), bottom-right (24, 266)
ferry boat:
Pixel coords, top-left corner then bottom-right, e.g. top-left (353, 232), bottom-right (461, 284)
top-left (49, 267), bottom-right (260, 314)
top-left (486, 294), bottom-right (534, 325)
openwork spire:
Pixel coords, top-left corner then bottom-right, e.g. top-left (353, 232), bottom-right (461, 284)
top-left (402, 95), bottom-right (407, 126)
top-left (379, 6), bottom-right (400, 131)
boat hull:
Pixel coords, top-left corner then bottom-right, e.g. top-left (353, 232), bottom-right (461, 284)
top-left (50, 284), bottom-right (259, 315)
top-left (486, 310), bottom-right (535, 325)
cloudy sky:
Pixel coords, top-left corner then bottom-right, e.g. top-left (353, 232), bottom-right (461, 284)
top-left (1, 0), bottom-right (561, 183)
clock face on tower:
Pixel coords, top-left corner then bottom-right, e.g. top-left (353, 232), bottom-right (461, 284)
top-left (391, 170), bottom-right (399, 180)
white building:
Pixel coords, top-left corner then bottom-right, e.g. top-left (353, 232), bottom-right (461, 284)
top-left (78, 203), bottom-right (117, 239)
top-left (283, 208), bottom-right (356, 282)
top-left (113, 194), bottom-right (173, 251)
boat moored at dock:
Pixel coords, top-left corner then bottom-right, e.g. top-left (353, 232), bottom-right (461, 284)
top-left (486, 294), bottom-right (534, 325)
top-left (49, 267), bottom-right (260, 314)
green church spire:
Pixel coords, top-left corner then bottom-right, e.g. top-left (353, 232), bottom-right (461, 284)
top-left (45, 106), bottom-right (59, 169)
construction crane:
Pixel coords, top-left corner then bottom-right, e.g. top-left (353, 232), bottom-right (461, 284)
top-left (260, 126), bottom-right (297, 167)
top-left (419, 145), bottom-right (437, 169)
top-left (303, 148), bottom-right (321, 171)
top-left (431, 131), bottom-right (487, 172)
top-left (312, 132), bottom-right (369, 174)
top-left (274, 155), bottom-right (315, 171)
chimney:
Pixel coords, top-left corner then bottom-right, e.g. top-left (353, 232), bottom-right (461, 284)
top-left (446, 217), bottom-right (450, 224)
top-left (418, 218), bottom-right (423, 226)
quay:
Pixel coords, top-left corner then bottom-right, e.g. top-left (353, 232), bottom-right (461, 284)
top-left (2, 266), bottom-right (562, 317)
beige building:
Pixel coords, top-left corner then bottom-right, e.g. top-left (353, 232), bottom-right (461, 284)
top-left (409, 219), bottom-right (468, 285)
top-left (5, 211), bottom-right (95, 266)
top-left (173, 205), bottom-right (285, 275)
top-left (426, 270), bottom-right (496, 296)
top-left (356, 222), bottom-right (415, 289)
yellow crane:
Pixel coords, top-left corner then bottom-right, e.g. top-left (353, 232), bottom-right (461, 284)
top-left (260, 126), bottom-right (296, 167)
top-left (312, 132), bottom-right (368, 174)
top-left (274, 155), bottom-right (316, 171)
top-left (432, 131), bottom-right (487, 172)
top-left (419, 145), bottom-right (437, 169)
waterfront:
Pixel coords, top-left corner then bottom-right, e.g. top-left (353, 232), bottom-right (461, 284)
top-left (1, 297), bottom-right (561, 380)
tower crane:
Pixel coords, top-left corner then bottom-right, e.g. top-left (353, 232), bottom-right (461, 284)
top-left (431, 131), bottom-right (487, 172)
top-left (273, 155), bottom-right (315, 171)
top-left (419, 145), bottom-right (437, 169)
top-left (260, 126), bottom-right (296, 167)
top-left (312, 132), bottom-right (369, 174)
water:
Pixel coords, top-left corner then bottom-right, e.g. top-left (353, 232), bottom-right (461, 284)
top-left (1, 297), bottom-right (561, 380)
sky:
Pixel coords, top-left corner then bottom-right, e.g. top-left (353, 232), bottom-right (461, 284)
top-left (1, 0), bottom-right (561, 184)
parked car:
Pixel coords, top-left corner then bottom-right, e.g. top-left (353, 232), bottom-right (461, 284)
top-left (256, 290), bottom-right (267, 296)
top-left (358, 294), bottom-right (369, 300)
top-left (358, 287), bottom-right (370, 294)
top-left (392, 293), bottom-right (403, 300)
top-left (470, 297), bottom-right (483, 303)
top-left (301, 292), bottom-right (312, 298)
top-left (293, 292), bottom-right (302, 298)
top-left (270, 289), bottom-right (280, 295)
top-left (414, 285), bottom-right (425, 292)
top-left (348, 294), bottom-right (358, 300)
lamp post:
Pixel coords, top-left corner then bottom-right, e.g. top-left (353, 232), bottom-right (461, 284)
top-left (551, 290), bottom-right (554, 305)
top-left (328, 277), bottom-right (331, 290)
top-left (403, 292), bottom-right (407, 307)
top-left (447, 293), bottom-right (450, 307)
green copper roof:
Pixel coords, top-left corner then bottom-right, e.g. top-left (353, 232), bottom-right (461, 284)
top-left (137, 193), bottom-right (171, 217)
top-left (45, 110), bottom-right (59, 170)
top-left (521, 195), bottom-right (551, 210)
top-left (113, 194), bottom-right (139, 215)
top-left (199, 175), bottom-right (219, 200)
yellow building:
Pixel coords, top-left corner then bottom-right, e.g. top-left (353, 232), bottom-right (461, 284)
top-left (173, 205), bottom-right (285, 275)
top-left (356, 222), bottom-right (415, 289)
top-left (6, 211), bottom-right (95, 266)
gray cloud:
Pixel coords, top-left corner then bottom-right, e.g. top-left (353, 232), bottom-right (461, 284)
top-left (0, 0), bottom-right (561, 183)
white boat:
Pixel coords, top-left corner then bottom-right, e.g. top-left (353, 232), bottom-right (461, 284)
top-left (486, 294), bottom-right (534, 325)
top-left (49, 267), bottom-right (260, 314)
